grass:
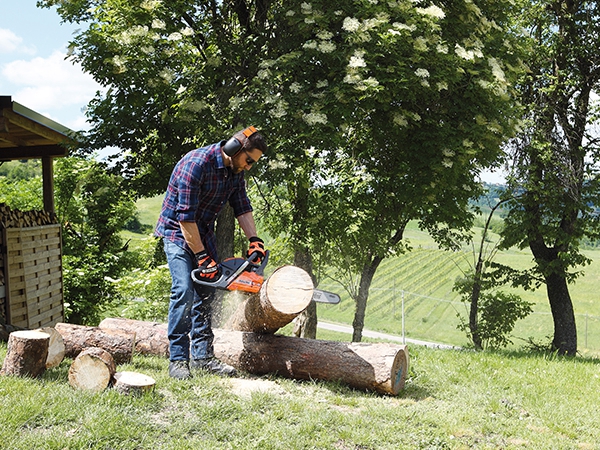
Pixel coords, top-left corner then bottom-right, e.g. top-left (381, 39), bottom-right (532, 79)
top-left (2, 341), bottom-right (600, 449)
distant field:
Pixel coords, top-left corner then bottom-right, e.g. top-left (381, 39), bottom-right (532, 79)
top-left (131, 196), bottom-right (600, 354)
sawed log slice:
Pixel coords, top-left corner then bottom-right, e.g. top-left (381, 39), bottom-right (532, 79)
top-left (114, 371), bottom-right (156, 395)
top-left (37, 326), bottom-right (66, 368)
top-left (68, 347), bottom-right (116, 392)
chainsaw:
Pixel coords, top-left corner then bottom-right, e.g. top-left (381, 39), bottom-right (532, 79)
top-left (191, 250), bottom-right (341, 303)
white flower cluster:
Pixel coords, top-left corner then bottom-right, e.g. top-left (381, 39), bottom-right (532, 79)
top-left (117, 25), bottom-right (149, 45)
top-left (303, 111), bottom-right (328, 125)
top-left (416, 5), bottom-right (445, 19)
top-left (140, 0), bottom-right (161, 11)
top-left (348, 50), bottom-right (367, 68)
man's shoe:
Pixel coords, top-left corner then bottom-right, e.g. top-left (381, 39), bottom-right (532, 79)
top-left (191, 357), bottom-right (237, 377)
top-left (169, 360), bottom-right (191, 380)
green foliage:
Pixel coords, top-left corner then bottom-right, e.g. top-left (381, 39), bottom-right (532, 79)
top-left (0, 160), bottom-right (42, 180)
top-left (55, 157), bottom-right (138, 324)
top-left (0, 176), bottom-right (43, 210)
top-left (455, 275), bottom-right (533, 350)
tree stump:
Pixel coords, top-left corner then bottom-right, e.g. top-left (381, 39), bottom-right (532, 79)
top-left (225, 265), bottom-right (314, 333)
top-left (68, 347), bottom-right (116, 392)
top-left (37, 327), bottom-right (66, 368)
top-left (113, 371), bottom-right (156, 395)
top-left (98, 317), bottom-right (169, 357)
top-left (54, 322), bottom-right (135, 365)
top-left (1, 330), bottom-right (50, 378)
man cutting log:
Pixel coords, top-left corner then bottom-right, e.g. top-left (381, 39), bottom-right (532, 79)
top-left (155, 126), bottom-right (268, 380)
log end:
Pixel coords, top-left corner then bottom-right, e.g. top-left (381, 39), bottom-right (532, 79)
top-left (114, 371), bottom-right (156, 396)
top-left (265, 265), bottom-right (314, 315)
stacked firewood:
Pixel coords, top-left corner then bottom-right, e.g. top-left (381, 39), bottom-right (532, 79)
top-left (0, 203), bottom-right (58, 229)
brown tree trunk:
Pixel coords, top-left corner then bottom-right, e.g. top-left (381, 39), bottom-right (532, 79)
top-left (68, 347), bottom-right (116, 392)
top-left (215, 203), bottom-right (236, 326)
top-left (293, 247), bottom-right (317, 339)
top-left (546, 271), bottom-right (577, 355)
top-left (98, 317), bottom-right (169, 357)
top-left (225, 265), bottom-right (313, 333)
top-left (352, 256), bottom-right (383, 342)
top-left (54, 322), bottom-right (135, 364)
top-left (1, 330), bottom-right (50, 377)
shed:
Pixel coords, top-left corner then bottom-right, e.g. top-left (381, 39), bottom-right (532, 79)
top-left (0, 96), bottom-right (76, 330)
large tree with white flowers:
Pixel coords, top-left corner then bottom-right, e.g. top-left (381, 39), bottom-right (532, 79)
top-left (43, 0), bottom-right (525, 340)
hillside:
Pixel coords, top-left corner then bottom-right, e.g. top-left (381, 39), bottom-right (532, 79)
top-left (133, 196), bottom-right (600, 355)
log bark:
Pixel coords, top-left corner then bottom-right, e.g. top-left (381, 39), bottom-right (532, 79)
top-left (225, 265), bottom-right (314, 333)
top-left (54, 322), bottom-right (135, 365)
top-left (37, 327), bottom-right (65, 368)
top-left (213, 329), bottom-right (409, 396)
top-left (98, 317), bottom-right (169, 357)
top-left (114, 371), bottom-right (156, 395)
top-left (98, 318), bottom-right (409, 395)
top-left (68, 347), bottom-right (116, 392)
top-left (1, 330), bottom-right (50, 378)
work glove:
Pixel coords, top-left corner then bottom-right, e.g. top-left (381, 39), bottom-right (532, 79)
top-left (246, 237), bottom-right (266, 264)
top-left (194, 250), bottom-right (221, 281)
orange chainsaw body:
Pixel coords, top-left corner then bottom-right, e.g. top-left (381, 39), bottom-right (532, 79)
top-left (226, 269), bottom-right (264, 293)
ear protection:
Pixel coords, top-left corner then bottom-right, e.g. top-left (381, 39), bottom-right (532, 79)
top-left (222, 126), bottom-right (258, 157)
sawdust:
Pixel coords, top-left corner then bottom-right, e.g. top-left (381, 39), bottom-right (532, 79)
top-left (225, 377), bottom-right (286, 399)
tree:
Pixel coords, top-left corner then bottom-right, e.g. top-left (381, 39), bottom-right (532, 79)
top-left (55, 157), bottom-right (137, 324)
top-left (498, 0), bottom-right (600, 355)
top-left (44, 0), bottom-right (525, 340)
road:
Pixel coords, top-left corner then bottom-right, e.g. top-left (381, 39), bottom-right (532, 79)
top-left (317, 321), bottom-right (458, 349)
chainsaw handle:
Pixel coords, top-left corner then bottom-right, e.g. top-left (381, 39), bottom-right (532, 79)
top-left (250, 249), bottom-right (269, 275)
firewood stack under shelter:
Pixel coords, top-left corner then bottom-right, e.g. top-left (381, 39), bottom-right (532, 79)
top-left (0, 203), bottom-right (64, 330)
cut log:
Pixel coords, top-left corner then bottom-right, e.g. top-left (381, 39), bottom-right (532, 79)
top-left (213, 329), bottom-right (409, 396)
top-left (1, 330), bottom-right (50, 378)
top-left (97, 318), bottom-right (409, 395)
top-left (37, 327), bottom-right (65, 368)
top-left (225, 265), bottom-right (314, 333)
top-left (98, 317), bottom-right (169, 357)
top-left (113, 371), bottom-right (156, 395)
top-left (68, 347), bottom-right (116, 392)
top-left (54, 322), bottom-right (135, 365)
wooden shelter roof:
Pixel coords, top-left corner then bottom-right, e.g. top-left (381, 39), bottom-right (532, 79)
top-left (0, 95), bottom-right (75, 160)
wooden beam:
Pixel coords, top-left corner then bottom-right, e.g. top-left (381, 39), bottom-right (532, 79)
top-left (0, 145), bottom-right (68, 160)
top-left (1, 109), bottom-right (73, 145)
top-left (42, 157), bottom-right (54, 214)
top-left (0, 132), bottom-right (29, 147)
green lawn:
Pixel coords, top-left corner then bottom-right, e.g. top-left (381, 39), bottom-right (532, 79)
top-left (2, 342), bottom-right (600, 449)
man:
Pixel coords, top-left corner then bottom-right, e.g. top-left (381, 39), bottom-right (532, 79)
top-left (155, 126), bottom-right (268, 379)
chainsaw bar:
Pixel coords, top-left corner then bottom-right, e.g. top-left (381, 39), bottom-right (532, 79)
top-left (312, 289), bottom-right (341, 304)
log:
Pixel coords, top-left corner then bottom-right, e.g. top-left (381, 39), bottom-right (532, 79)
top-left (98, 318), bottom-right (409, 395)
top-left (68, 347), bottom-right (116, 392)
top-left (225, 265), bottom-right (314, 333)
top-left (1, 330), bottom-right (50, 378)
top-left (37, 327), bottom-right (66, 368)
top-left (213, 329), bottom-right (409, 396)
top-left (98, 317), bottom-right (169, 357)
top-left (54, 322), bottom-right (135, 365)
top-left (113, 371), bottom-right (156, 395)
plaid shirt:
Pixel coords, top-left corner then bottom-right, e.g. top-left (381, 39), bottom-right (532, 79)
top-left (155, 142), bottom-right (253, 260)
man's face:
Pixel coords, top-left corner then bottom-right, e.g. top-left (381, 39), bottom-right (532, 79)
top-left (232, 147), bottom-right (263, 174)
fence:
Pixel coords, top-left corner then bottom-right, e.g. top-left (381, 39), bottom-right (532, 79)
top-left (318, 284), bottom-right (600, 355)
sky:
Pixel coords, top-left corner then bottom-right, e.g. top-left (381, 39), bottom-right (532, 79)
top-left (0, 1), bottom-right (506, 183)
top-left (0, 1), bottom-right (101, 132)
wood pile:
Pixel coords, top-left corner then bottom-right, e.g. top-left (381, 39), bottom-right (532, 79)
top-left (0, 203), bottom-right (63, 330)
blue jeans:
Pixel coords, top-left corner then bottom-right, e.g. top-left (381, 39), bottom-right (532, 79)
top-left (163, 239), bottom-right (216, 362)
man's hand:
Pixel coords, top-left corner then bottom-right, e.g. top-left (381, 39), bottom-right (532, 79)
top-left (194, 250), bottom-right (220, 281)
top-left (247, 237), bottom-right (266, 263)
